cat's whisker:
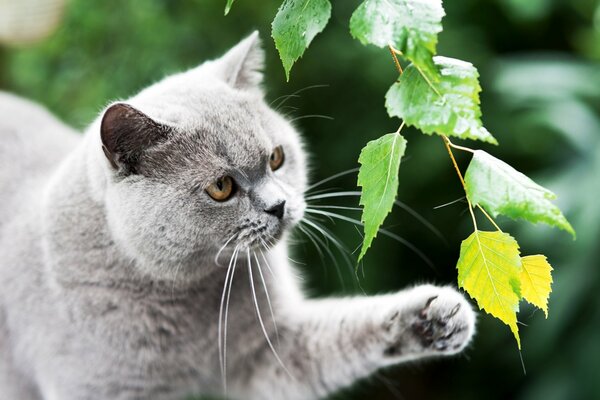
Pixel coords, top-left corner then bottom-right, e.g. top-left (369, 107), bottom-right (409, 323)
top-left (223, 246), bottom-right (241, 391)
top-left (271, 83), bottom-right (329, 110)
top-left (309, 205), bottom-right (362, 211)
top-left (289, 114), bottom-right (334, 123)
top-left (246, 249), bottom-right (293, 379)
top-left (305, 167), bottom-right (359, 193)
top-left (296, 223), bottom-right (325, 263)
top-left (215, 234), bottom-right (237, 266)
top-left (304, 191), bottom-right (360, 201)
top-left (298, 221), bottom-right (345, 288)
top-left (300, 218), bottom-right (358, 290)
top-left (258, 247), bottom-right (275, 277)
top-left (253, 251), bottom-right (280, 347)
top-left (304, 209), bottom-right (436, 271)
top-left (433, 196), bottom-right (466, 209)
top-left (218, 244), bottom-right (240, 391)
top-left (306, 191), bottom-right (446, 244)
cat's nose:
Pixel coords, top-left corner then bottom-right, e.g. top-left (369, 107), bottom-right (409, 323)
top-left (264, 200), bottom-right (286, 219)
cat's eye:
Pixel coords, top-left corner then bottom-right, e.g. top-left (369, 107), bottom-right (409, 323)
top-left (205, 176), bottom-right (235, 202)
top-left (269, 146), bottom-right (284, 171)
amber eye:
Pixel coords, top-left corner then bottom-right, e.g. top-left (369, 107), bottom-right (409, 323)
top-left (205, 176), bottom-right (235, 202)
top-left (269, 146), bottom-right (284, 171)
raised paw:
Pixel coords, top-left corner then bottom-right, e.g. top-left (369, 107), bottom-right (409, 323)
top-left (383, 285), bottom-right (476, 359)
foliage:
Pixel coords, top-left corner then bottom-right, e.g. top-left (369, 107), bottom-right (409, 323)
top-left (224, 0), bottom-right (574, 347)
top-left (520, 255), bottom-right (553, 318)
top-left (271, 0), bottom-right (331, 80)
top-left (4, 0), bottom-right (598, 397)
top-left (457, 230), bottom-right (522, 346)
top-left (349, 0), bottom-right (444, 82)
top-left (464, 150), bottom-right (574, 236)
top-left (357, 131), bottom-right (407, 260)
top-left (386, 57), bottom-right (496, 144)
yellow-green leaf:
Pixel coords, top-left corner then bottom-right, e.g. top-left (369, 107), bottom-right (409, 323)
top-left (456, 230), bottom-right (522, 347)
top-left (520, 255), bottom-right (553, 318)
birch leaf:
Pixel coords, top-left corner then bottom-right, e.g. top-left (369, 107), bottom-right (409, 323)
top-left (457, 230), bottom-right (523, 347)
top-left (386, 57), bottom-right (497, 144)
top-left (464, 150), bottom-right (575, 237)
top-left (520, 255), bottom-right (553, 318)
top-left (350, 0), bottom-right (444, 81)
top-left (272, 0), bottom-right (332, 80)
top-left (357, 132), bottom-right (407, 260)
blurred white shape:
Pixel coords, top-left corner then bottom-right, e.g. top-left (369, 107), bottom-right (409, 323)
top-left (0, 0), bottom-right (66, 46)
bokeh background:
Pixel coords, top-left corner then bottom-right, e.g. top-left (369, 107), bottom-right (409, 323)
top-left (1, 0), bottom-right (599, 399)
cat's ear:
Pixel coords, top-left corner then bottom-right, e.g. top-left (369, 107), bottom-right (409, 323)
top-left (100, 103), bottom-right (169, 174)
top-left (215, 31), bottom-right (264, 92)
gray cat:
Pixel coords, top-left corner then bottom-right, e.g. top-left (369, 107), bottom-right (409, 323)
top-left (0, 32), bottom-right (476, 400)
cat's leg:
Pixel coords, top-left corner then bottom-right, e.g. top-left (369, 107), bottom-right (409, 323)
top-left (232, 284), bottom-right (475, 400)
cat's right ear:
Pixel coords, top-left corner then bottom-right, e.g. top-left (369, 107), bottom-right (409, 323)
top-left (100, 103), bottom-right (169, 174)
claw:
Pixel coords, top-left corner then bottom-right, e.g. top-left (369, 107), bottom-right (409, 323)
top-left (448, 303), bottom-right (461, 318)
top-left (419, 296), bottom-right (438, 319)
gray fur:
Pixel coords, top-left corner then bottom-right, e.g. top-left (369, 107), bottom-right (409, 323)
top-left (0, 32), bottom-right (476, 400)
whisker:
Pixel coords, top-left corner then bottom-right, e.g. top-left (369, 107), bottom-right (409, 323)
top-left (305, 191), bottom-right (361, 201)
top-left (247, 249), bottom-right (293, 379)
top-left (289, 114), bottom-right (334, 123)
top-left (271, 83), bottom-right (329, 110)
top-left (309, 205), bottom-right (362, 211)
top-left (258, 244), bottom-right (276, 277)
top-left (393, 200), bottom-right (446, 245)
top-left (304, 187), bottom-right (343, 197)
top-left (301, 218), bottom-right (358, 290)
top-left (298, 221), bottom-right (343, 289)
top-left (253, 251), bottom-right (280, 347)
top-left (306, 191), bottom-right (445, 243)
top-left (215, 234), bottom-right (237, 266)
top-left (305, 209), bottom-right (436, 271)
top-left (306, 167), bottom-right (359, 192)
top-left (218, 244), bottom-right (239, 391)
top-left (223, 246), bottom-right (240, 392)
top-left (433, 196), bottom-right (467, 209)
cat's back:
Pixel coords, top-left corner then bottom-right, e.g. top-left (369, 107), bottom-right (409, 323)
top-left (0, 92), bottom-right (80, 220)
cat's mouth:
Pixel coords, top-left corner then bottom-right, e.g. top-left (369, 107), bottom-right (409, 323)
top-left (233, 220), bottom-right (288, 250)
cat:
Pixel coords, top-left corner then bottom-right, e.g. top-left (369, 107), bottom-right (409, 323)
top-left (0, 32), bottom-right (476, 400)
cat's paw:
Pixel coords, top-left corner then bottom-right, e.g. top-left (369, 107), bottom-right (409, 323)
top-left (383, 285), bottom-right (476, 359)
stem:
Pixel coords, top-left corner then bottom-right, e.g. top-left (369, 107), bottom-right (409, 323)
top-left (442, 135), bottom-right (466, 188)
top-left (442, 135), bottom-right (477, 230)
top-left (445, 137), bottom-right (475, 153)
top-left (477, 205), bottom-right (503, 232)
top-left (395, 121), bottom-right (405, 135)
top-left (388, 44), bottom-right (403, 75)
top-left (442, 135), bottom-right (501, 232)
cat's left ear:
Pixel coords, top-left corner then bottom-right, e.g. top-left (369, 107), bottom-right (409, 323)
top-left (214, 31), bottom-right (264, 92)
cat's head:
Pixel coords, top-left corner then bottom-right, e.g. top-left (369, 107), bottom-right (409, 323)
top-left (96, 32), bottom-right (307, 274)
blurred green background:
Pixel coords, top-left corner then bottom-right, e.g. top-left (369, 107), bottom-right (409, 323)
top-left (1, 0), bottom-right (599, 399)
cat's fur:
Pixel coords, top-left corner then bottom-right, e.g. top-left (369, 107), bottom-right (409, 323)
top-left (0, 32), bottom-right (476, 400)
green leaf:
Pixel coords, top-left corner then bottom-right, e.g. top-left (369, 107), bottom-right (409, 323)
top-left (464, 150), bottom-right (575, 237)
top-left (520, 255), bottom-right (553, 318)
top-left (350, 0), bottom-right (445, 81)
top-left (386, 56), bottom-right (497, 144)
top-left (271, 0), bottom-right (332, 81)
top-left (224, 0), bottom-right (235, 15)
top-left (457, 230), bottom-right (523, 348)
top-left (357, 132), bottom-right (407, 260)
